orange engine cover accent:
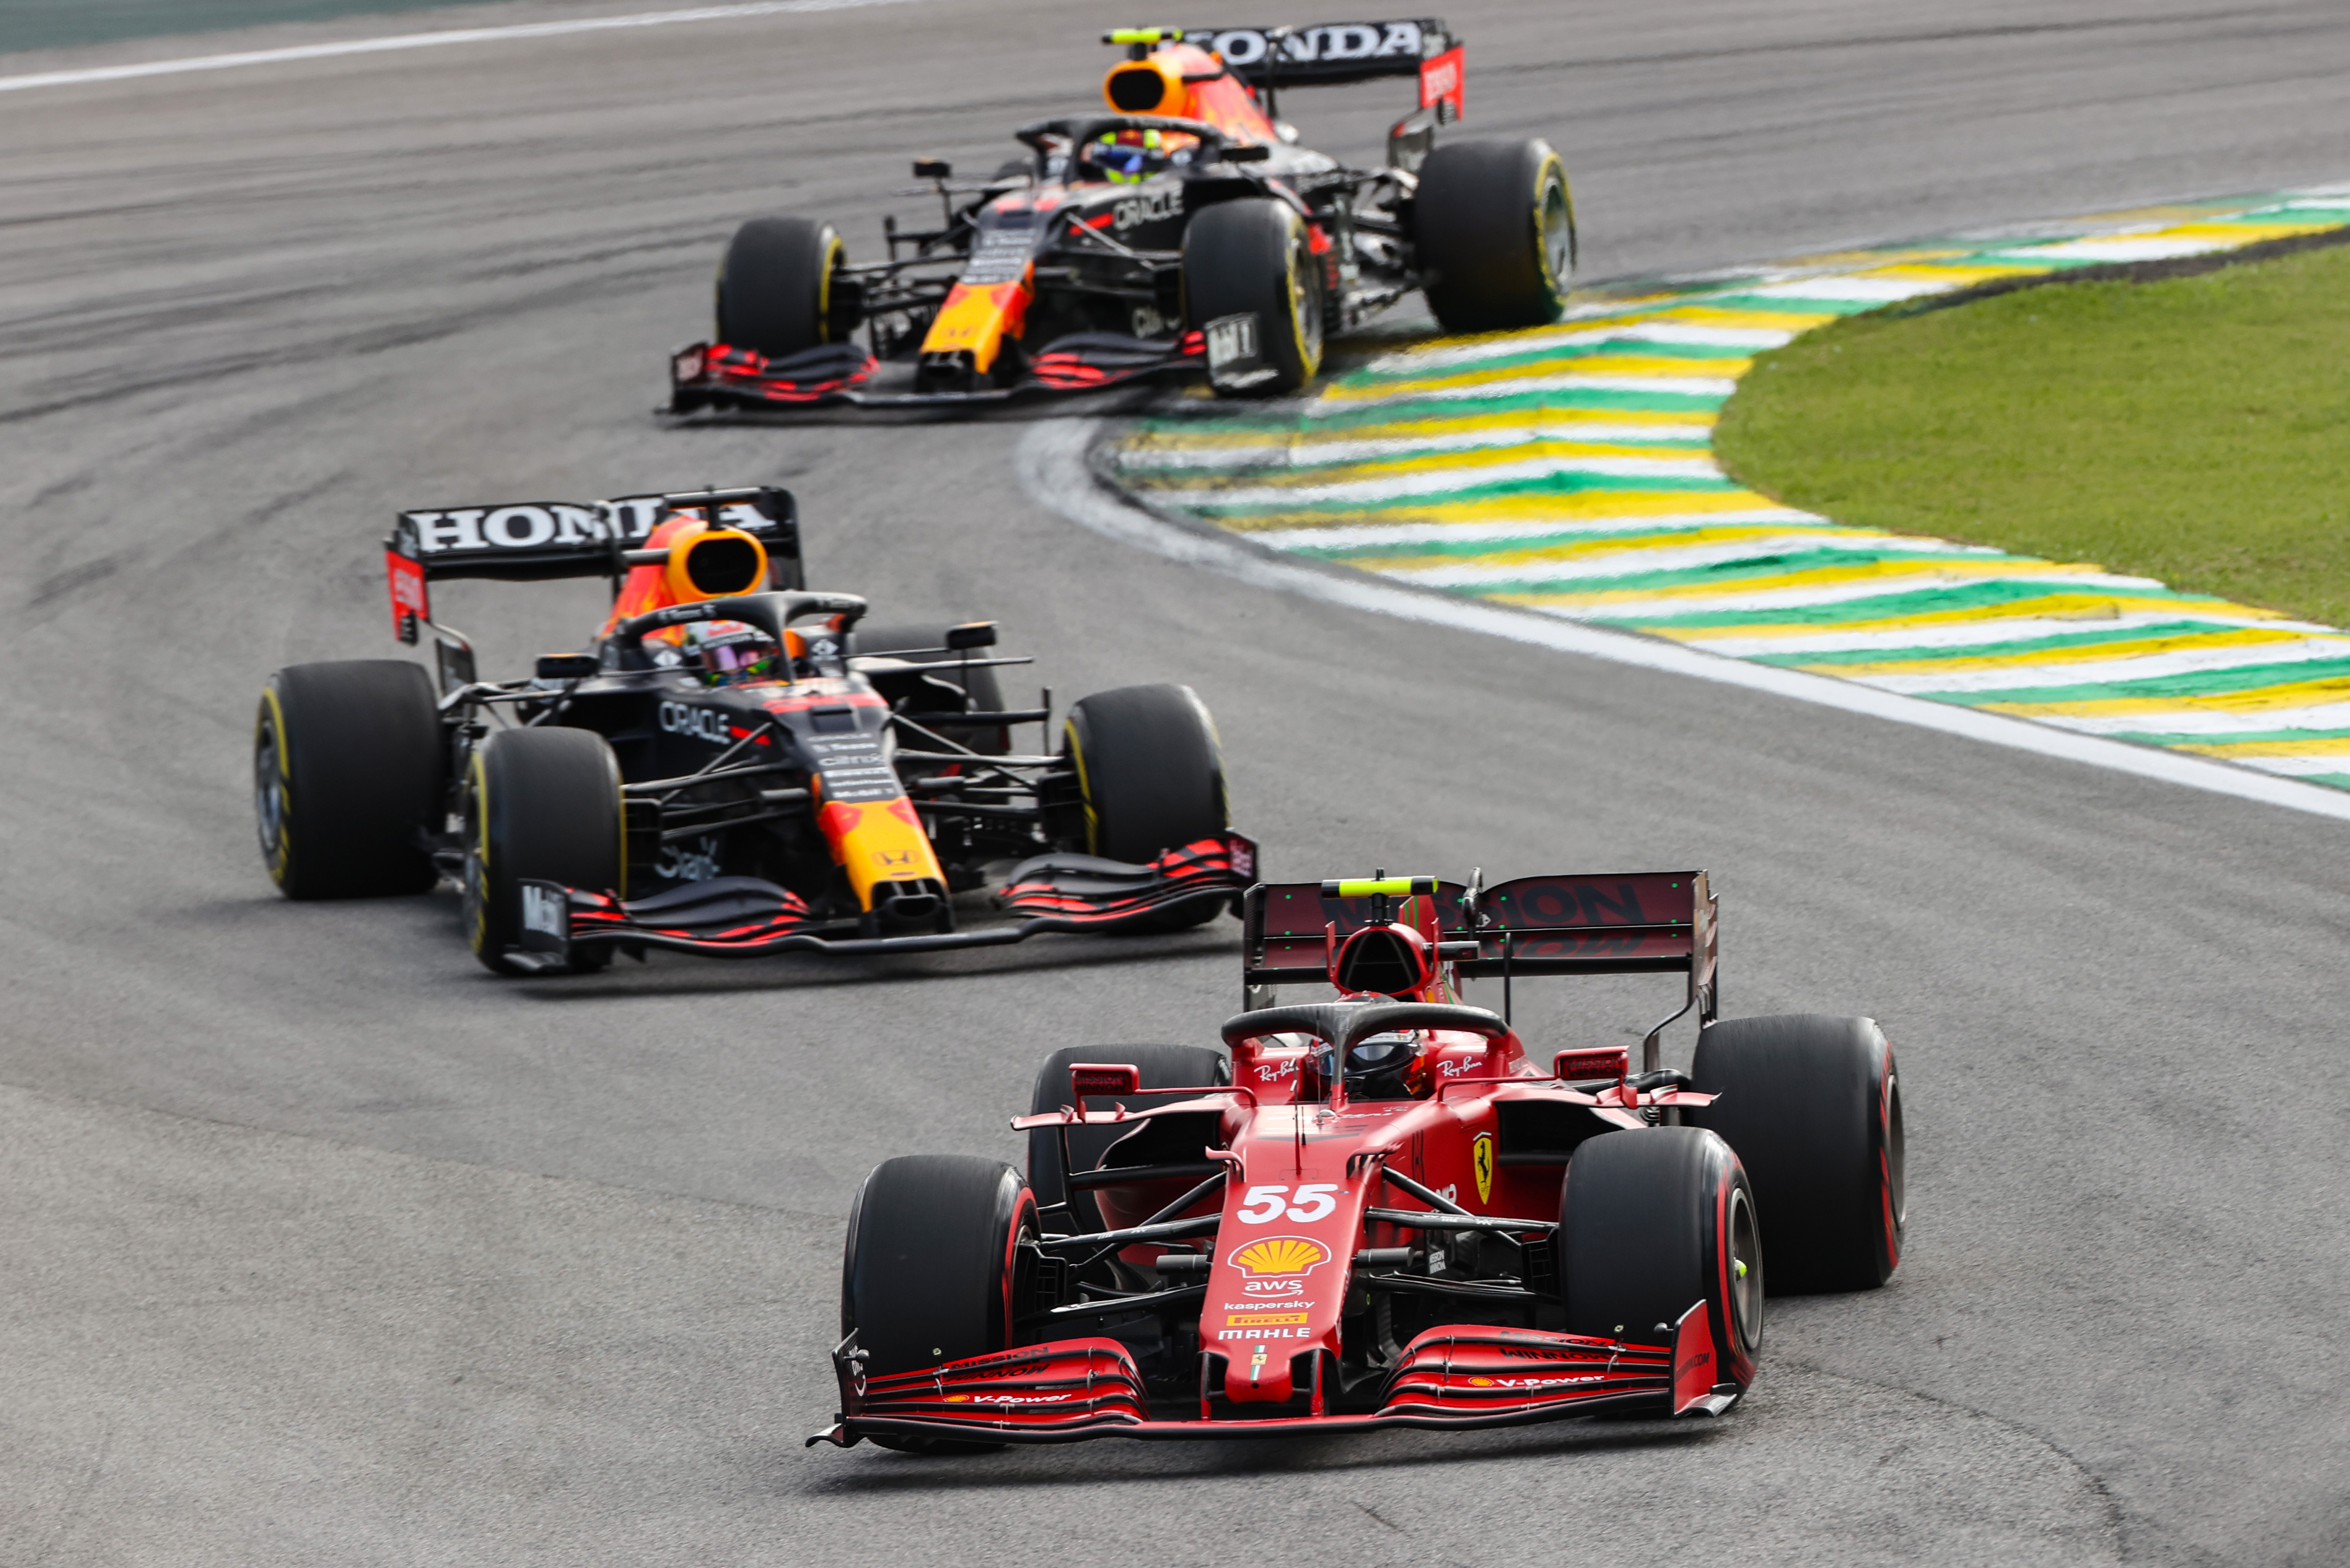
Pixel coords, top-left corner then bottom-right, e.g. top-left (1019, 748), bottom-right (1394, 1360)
top-left (918, 278), bottom-right (1033, 374)
top-left (817, 796), bottom-right (944, 910)
top-left (600, 512), bottom-right (703, 635)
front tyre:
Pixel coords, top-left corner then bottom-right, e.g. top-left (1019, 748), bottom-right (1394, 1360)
top-left (1690, 1015), bottom-right (1904, 1292)
top-left (714, 215), bottom-right (847, 358)
top-left (842, 1154), bottom-right (1038, 1452)
top-left (1060, 684), bottom-right (1229, 919)
top-left (1413, 138), bottom-right (1576, 333)
top-left (461, 727), bottom-right (624, 975)
top-left (1560, 1126), bottom-right (1761, 1407)
top-left (255, 660), bottom-right (444, 899)
top-left (1183, 197), bottom-right (1324, 396)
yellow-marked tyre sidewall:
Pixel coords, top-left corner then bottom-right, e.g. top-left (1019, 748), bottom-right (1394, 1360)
top-left (1278, 213), bottom-right (1323, 383)
top-left (1529, 149), bottom-right (1576, 314)
top-left (1062, 717), bottom-right (1099, 854)
top-left (461, 749), bottom-right (498, 961)
top-left (254, 687), bottom-right (294, 889)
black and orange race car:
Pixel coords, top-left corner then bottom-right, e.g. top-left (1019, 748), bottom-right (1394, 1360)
top-left (252, 484), bottom-right (1255, 973)
top-left (815, 870), bottom-right (1905, 1447)
top-left (666, 17), bottom-right (1577, 411)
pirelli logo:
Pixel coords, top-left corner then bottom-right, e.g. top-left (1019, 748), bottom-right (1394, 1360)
top-left (1225, 1312), bottom-right (1308, 1327)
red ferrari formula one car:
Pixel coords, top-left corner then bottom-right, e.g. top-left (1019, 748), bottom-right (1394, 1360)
top-left (815, 870), bottom-right (1904, 1446)
top-left (668, 17), bottom-right (1576, 411)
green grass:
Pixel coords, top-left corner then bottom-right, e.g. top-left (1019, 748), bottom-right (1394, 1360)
top-left (1714, 242), bottom-right (2350, 629)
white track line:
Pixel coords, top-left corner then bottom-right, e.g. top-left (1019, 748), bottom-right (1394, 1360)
top-left (0, 0), bottom-right (916, 95)
top-left (1018, 417), bottom-right (2350, 824)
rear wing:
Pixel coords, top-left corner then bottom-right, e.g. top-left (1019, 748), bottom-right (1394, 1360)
top-left (382, 485), bottom-right (800, 644)
top-left (1114, 18), bottom-right (1463, 119)
top-left (1240, 871), bottom-right (1720, 1044)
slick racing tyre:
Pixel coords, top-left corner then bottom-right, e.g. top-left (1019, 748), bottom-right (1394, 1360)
top-left (1061, 684), bottom-right (1230, 928)
top-left (1027, 1043), bottom-right (1232, 1235)
top-left (1560, 1127), bottom-right (1762, 1408)
top-left (1183, 197), bottom-right (1324, 396)
top-left (255, 660), bottom-right (444, 899)
top-left (714, 215), bottom-right (846, 358)
top-left (850, 623), bottom-right (1008, 755)
top-left (461, 727), bottom-right (623, 976)
top-left (1691, 1015), bottom-right (1904, 1292)
top-left (1413, 138), bottom-right (1576, 333)
top-left (843, 1155), bottom-right (1039, 1452)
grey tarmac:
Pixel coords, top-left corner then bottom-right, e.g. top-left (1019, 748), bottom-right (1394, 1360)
top-left (2, 2), bottom-right (2348, 1564)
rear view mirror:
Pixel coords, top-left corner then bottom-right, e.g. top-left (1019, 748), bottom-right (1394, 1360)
top-left (1069, 1062), bottom-right (1142, 1098)
top-left (1555, 1048), bottom-right (1630, 1083)
top-left (1224, 143), bottom-right (1270, 164)
top-left (536, 653), bottom-right (599, 681)
top-left (913, 157), bottom-right (952, 180)
top-left (944, 621), bottom-right (999, 650)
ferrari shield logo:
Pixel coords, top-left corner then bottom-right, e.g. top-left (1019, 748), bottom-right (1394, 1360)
top-left (1472, 1133), bottom-right (1494, 1205)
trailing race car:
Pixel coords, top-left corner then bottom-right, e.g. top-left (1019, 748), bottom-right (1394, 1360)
top-left (816, 870), bottom-right (1904, 1446)
top-left (254, 484), bottom-right (1256, 973)
top-left (667, 17), bottom-right (1576, 410)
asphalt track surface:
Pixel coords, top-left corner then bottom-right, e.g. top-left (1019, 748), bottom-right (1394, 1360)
top-left (5, 2), bottom-right (2350, 1563)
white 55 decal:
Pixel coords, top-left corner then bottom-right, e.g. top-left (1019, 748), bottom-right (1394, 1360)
top-left (1236, 1184), bottom-right (1341, 1224)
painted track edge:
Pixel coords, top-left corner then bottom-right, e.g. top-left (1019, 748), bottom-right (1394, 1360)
top-left (1018, 415), bottom-right (2350, 825)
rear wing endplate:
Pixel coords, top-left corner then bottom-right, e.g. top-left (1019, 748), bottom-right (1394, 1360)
top-left (1241, 870), bottom-right (1719, 1024)
top-left (382, 485), bottom-right (800, 644)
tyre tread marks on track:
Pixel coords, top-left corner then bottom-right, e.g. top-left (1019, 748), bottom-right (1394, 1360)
top-left (1109, 187), bottom-right (2350, 793)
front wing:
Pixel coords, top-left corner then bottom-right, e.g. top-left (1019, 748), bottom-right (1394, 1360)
top-left (665, 331), bottom-right (1207, 413)
top-left (810, 1307), bottom-right (1738, 1447)
top-left (502, 833), bottom-right (1254, 969)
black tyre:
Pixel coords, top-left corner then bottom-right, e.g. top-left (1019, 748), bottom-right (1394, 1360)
top-left (1690, 1014), bottom-right (1904, 1293)
top-left (714, 215), bottom-right (846, 357)
top-left (1061, 683), bottom-right (1228, 866)
top-left (1183, 197), bottom-right (1323, 396)
top-left (255, 660), bottom-right (444, 899)
top-left (850, 622), bottom-right (1008, 755)
top-left (1561, 1127), bottom-right (1761, 1405)
top-left (461, 727), bottom-right (623, 976)
top-left (1414, 138), bottom-right (1576, 333)
top-left (843, 1154), bottom-right (1037, 1377)
top-left (1027, 1043), bottom-right (1231, 1233)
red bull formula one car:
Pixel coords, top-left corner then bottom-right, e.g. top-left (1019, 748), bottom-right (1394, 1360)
top-left (816, 870), bottom-right (1905, 1446)
top-left (667, 17), bottom-right (1576, 410)
top-left (253, 484), bottom-right (1254, 973)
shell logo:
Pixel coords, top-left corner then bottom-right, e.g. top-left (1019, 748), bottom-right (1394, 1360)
top-left (1230, 1235), bottom-right (1332, 1279)
top-left (1467, 1376), bottom-right (1495, 1387)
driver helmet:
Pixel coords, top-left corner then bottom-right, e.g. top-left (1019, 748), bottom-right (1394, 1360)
top-left (684, 620), bottom-right (784, 686)
top-left (1311, 1029), bottom-right (1433, 1103)
top-left (1080, 127), bottom-right (1194, 183)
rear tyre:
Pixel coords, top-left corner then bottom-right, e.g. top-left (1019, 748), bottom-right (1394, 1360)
top-left (842, 1154), bottom-right (1037, 1452)
top-left (714, 216), bottom-right (846, 357)
top-left (1183, 197), bottom-right (1324, 396)
top-left (1690, 1014), bottom-right (1904, 1293)
top-left (1027, 1043), bottom-right (1232, 1234)
top-left (850, 622), bottom-right (1008, 754)
top-left (1560, 1127), bottom-right (1761, 1404)
top-left (1413, 138), bottom-right (1576, 333)
top-left (461, 728), bottom-right (623, 976)
top-left (255, 661), bottom-right (444, 899)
